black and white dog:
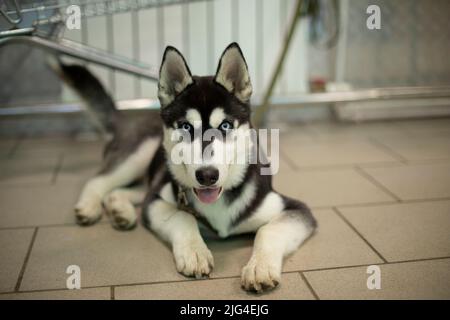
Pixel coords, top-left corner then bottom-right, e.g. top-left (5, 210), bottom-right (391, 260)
top-left (55, 43), bottom-right (316, 292)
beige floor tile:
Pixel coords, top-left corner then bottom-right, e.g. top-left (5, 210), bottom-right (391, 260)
top-left (396, 118), bottom-right (450, 135)
top-left (20, 224), bottom-right (185, 291)
top-left (339, 201), bottom-right (450, 262)
top-left (13, 138), bottom-right (103, 159)
top-left (55, 153), bottom-right (101, 184)
top-left (53, 139), bottom-right (104, 184)
top-left (0, 287), bottom-right (110, 300)
top-left (0, 139), bottom-right (17, 158)
top-left (0, 228), bottom-right (34, 292)
top-left (363, 163), bottom-right (450, 200)
top-left (373, 135), bottom-right (450, 161)
top-left (206, 235), bottom-right (253, 278)
top-left (304, 122), bottom-right (408, 141)
top-left (304, 259), bottom-right (450, 299)
top-left (205, 210), bottom-right (383, 277)
top-left (115, 273), bottom-right (315, 300)
top-left (62, 142), bottom-right (104, 161)
top-left (11, 139), bottom-right (66, 159)
top-left (279, 130), bottom-right (316, 145)
top-left (18, 210), bottom-right (384, 291)
top-left (0, 156), bottom-right (58, 186)
top-left (0, 184), bottom-right (82, 228)
top-left (273, 168), bottom-right (396, 207)
top-left (284, 210), bottom-right (384, 271)
top-left (281, 140), bottom-right (399, 168)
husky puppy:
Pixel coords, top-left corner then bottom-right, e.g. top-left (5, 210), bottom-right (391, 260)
top-left (55, 43), bottom-right (316, 292)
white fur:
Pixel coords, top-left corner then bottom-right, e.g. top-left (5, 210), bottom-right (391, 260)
top-left (163, 119), bottom-right (252, 191)
top-left (146, 197), bottom-right (214, 278)
top-left (209, 107), bottom-right (226, 128)
top-left (163, 125), bottom-right (193, 188)
top-left (75, 137), bottom-right (159, 223)
top-left (103, 187), bottom-right (145, 228)
top-left (241, 212), bottom-right (312, 292)
top-left (221, 123), bottom-right (253, 189)
top-left (190, 180), bottom-right (257, 238)
top-left (186, 109), bottom-right (202, 127)
top-left (230, 191), bottom-right (284, 235)
top-left (159, 182), bottom-right (176, 204)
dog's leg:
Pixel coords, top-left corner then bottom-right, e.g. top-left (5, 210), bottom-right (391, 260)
top-left (146, 198), bottom-right (214, 278)
top-left (75, 175), bottom-right (116, 225)
top-left (103, 186), bottom-right (146, 230)
top-left (241, 207), bottom-right (316, 293)
top-left (75, 137), bottom-right (159, 225)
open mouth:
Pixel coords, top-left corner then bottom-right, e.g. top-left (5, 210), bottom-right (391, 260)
top-left (193, 187), bottom-right (222, 204)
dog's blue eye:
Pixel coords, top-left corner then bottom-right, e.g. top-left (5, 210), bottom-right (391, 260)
top-left (181, 123), bottom-right (192, 131)
top-left (219, 121), bottom-right (233, 131)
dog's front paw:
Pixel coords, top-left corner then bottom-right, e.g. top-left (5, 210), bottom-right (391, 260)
top-left (173, 241), bottom-right (214, 279)
top-left (74, 197), bottom-right (103, 226)
top-left (241, 256), bottom-right (281, 293)
top-left (103, 193), bottom-right (137, 230)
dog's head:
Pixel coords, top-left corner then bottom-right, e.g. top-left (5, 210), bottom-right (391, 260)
top-left (158, 43), bottom-right (254, 204)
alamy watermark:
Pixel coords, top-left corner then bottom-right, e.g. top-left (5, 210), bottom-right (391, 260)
top-left (169, 124), bottom-right (279, 175)
top-left (66, 5), bottom-right (81, 30)
top-left (366, 265), bottom-right (381, 290)
top-left (66, 264), bottom-right (81, 289)
top-left (366, 5), bottom-right (381, 30)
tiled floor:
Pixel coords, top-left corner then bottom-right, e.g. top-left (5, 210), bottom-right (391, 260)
top-left (1, 118), bottom-right (450, 300)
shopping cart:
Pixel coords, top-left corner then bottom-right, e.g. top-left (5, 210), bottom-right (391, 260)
top-left (0, 0), bottom-right (211, 81)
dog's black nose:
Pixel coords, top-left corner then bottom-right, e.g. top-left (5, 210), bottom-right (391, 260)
top-left (195, 167), bottom-right (219, 186)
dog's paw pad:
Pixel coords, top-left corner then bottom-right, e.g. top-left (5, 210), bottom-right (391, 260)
top-left (74, 199), bottom-right (102, 226)
top-left (174, 243), bottom-right (214, 278)
top-left (241, 257), bottom-right (281, 293)
top-left (111, 213), bottom-right (136, 230)
top-left (104, 196), bottom-right (137, 230)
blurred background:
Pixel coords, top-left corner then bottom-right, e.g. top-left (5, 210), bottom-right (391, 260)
top-left (1, 0), bottom-right (450, 136)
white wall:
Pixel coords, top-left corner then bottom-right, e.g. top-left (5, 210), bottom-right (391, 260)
top-left (62, 0), bottom-right (450, 103)
top-left (62, 0), bottom-right (310, 102)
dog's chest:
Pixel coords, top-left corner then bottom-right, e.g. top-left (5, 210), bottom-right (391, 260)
top-left (190, 183), bottom-right (256, 238)
top-left (192, 198), bottom-right (239, 238)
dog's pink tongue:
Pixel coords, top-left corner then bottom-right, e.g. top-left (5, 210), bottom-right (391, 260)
top-left (195, 188), bottom-right (221, 204)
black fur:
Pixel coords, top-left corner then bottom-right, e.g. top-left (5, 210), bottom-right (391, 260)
top-left (160, 76), bottom-right (250, 129)
top-left (56, 63), bottom-right (120, 132)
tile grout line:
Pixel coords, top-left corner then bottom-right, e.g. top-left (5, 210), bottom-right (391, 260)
top-left (290, 162), bottom-right (400, 172)
top-left (299, 272), bottom-right (320, 300)
top-left (354, 165), bottom-right (402, 202)
top-left (332, 207), bottom-right (388, 264)
top-left (311, 200), bottom-right (398, 211)
top-left (3, 193), bottom-right (450, 231)
top-left (15, 227), bottom-right (38, 292)
top-left (0, 221), bottom-right (111, 231)
top-left (312, 196), bottom-right (450, 211)
top-left (51, 153), bottom-right (65, 185)
top-left (368, 137), bottom-right (408, 163)
top-left (274, 157), bottom-right (450, 173)
top-left (2, 256), bottom-right (450, 296)
top-left (6, 136), bottom-right (24, 158)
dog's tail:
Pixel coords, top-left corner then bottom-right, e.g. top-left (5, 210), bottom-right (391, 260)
top-left (48, 56), bottom-right (120, 133)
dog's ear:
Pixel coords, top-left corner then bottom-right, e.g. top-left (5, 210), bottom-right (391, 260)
top-left (158, 46), bottom-right (193, 107)
top-left (214, 43), bottom-right (252, 103)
